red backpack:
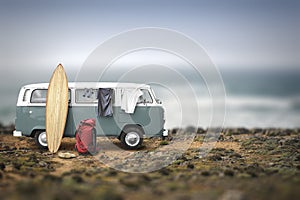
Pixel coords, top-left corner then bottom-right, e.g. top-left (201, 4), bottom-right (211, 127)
top-left (75, 118), bottom-right (99, 155)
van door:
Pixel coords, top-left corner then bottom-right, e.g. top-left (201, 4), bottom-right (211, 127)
top-left (118, 89), bottom-right (152, 125)
top-left (134, 89), bottom-right (164, 137)
top-left (73, 88), bottom-right (119, 137)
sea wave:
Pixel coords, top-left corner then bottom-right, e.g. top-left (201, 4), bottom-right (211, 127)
top-left (162, 95), bottom-right (300, 128)
top-left (1, 92), bottom-right (299, 128)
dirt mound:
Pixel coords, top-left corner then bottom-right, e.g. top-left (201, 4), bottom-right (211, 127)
top-left (0, 129), bottom-right (299, 200)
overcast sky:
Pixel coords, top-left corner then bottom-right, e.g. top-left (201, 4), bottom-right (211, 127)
top-left (0, 0), bottom-right (299, 83)
top-left (0, 0), bottom-right (299, 127)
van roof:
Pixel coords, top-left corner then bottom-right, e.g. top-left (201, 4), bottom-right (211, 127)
top-left (22, 82), bottom-right (150, 89)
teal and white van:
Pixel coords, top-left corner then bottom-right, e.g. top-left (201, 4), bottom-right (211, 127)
top-left (13, 82), bottom-right (168, 150)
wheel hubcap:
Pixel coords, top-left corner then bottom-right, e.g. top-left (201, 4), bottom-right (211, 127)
top-left (38, 132), bottom-right (48, 147)
top-left (125, 132), bottom-right (140, 147)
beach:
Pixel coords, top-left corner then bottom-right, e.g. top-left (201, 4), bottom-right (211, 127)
top-left (0, 125), bottom-right (299, 200)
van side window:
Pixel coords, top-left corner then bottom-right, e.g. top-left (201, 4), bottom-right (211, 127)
top-left (31, 89), bottom-right (47, 103)
top-left (138, 89), bottom-right (153, 104)
top-left (76, 89), bottom-right (98, 103)
top-left (31, 89), bottom-right (71, 103)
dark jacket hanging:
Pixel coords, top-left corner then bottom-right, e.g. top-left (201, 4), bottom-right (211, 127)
top-left (97, 88), bottom-right (113, 117)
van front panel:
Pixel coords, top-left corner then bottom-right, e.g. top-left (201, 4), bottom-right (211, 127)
top-left (117, 106), bottom-right (164, 137)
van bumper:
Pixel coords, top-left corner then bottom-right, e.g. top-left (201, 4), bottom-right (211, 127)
top-left (13, 130), bottom-right (23, 137)
top-left (163, 129), bottom-right (168, 137)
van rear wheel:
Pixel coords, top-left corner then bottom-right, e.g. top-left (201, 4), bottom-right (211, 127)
top-left (34, 131), bottom-right (48, 149)
top-left (120, 126), bottom-right (143, 150)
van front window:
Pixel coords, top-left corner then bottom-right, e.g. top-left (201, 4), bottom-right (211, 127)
top-left (138, 89), bottom-right (153, 104)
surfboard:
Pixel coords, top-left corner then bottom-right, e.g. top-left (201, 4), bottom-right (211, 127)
top-left (46, 64), bottom-right (69, 153)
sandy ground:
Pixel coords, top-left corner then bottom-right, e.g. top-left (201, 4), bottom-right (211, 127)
top-left (0, 128), bottom-right (299, 200)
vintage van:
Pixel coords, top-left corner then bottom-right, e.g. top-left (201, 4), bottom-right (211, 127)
top-left (13, 82), bottom-right (168, 150)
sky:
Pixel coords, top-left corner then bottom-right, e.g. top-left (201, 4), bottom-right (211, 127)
top-left (0, 0), bottom-right (299, 127)
top-left (0, 0), bottom-right (299, 80)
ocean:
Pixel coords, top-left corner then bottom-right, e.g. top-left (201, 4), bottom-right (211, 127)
top-left (0, 68), bottom-right (299, 129)
top-left (219, 69), bottom-right (300, 128)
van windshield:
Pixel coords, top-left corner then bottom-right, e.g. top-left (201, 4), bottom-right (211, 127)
top-left (150, 88), bottom-right (161, 104)
top-left (137, 89), bottom-right (153, 104)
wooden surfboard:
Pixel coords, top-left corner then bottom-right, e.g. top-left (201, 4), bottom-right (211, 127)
top-left (46, 64), bottom-right (69, 153)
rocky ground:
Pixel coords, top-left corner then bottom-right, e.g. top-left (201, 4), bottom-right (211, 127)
top-left (0, 126), bottom-right (299, 200)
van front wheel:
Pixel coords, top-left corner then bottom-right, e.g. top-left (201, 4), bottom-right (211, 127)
top-left (34, 131), bottom-right (48, 149)
top-left (120, 126), bottom-right (143, 150)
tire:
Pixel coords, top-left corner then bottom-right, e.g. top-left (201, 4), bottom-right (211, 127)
top-left (120, 126), bottom-right (144, 150)
top-left (162, 135), bottom-right (168, 140)
top-left (34, 130), bottom-right (48, 149)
